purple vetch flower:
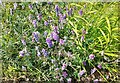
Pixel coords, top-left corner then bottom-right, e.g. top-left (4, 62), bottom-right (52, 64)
top-left (46, 38), bottom-right (53, 48)
top-left (62, 63), bottom-right (67, 70)
top-left (37, 51), bottom-right (41, 56)
top-left (89, 54), bottom-right (95, 60)
top-left (32, 20), bottom-right (37, 28)
top-left (44, 21), bottom-right (48, 26)
top-left (13, 2), bottom-right (17, 10)
top-left (91, 68), bottom-right (97, 74)
top-left (53, 26), bottom-right (59, 34)
top-left (78, 70), bottom-right (86, 77)
top-left (55, 5), bottom-right (59, 13)
top-left (42, 48), bottom-right (48, 57)
top-left (93, 79), bottom-right (99, 83)
top-left (19, 50), bottom-right (25, 57)
top-left (37, 13), bottom-right (42, 20)
top-left (21, 38), bottom-right (26, 45)
top-left (81, 35), bottom-right (84, 42)
top-left (62, 71), bottom-right (68, 78)
top-left (29, 4), bottom-right (33, 10)
top-left (59, 39), bottom-right (64, 45)
top-left (67, 78), bottom-right (72, 83)
top-left (52, 32), bottom-right (59, 41)
top-left (83, 61), bottom-right (86, 66)
top-left (55, 68), bottom-right (59, 71)
top-left (63, 14), bottom-right (67, 19)
top-left (97, 64), bottom-right (102, 69)
top-left (68, 8), bottom-right (73, 16)
top-left (32, 31), bottom-right (39, 42)
top-left (79, 9), bottom-right (83, 16)
top-left (44, 31), bottom-right (48, 37)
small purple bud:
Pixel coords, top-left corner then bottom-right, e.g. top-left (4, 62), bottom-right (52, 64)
top-left (91, 68), bottom-right (97, 74)
top-left (78, 70), bottom-right (86, 77)
top-left (59, 39), bottom-right (64, 45)
top-left (55, 68), bottom-right (59, 71)
top-left (33, 31), bottom-right (39, 42)
top-left (42, 48), bottom-right (48, 57)
top-left (93, 79), bottom-right (99, 83)
top-left (32, 20), bottom-right (37, 28)
top-left (44, 31), bottom-right (48, 37)
top-left (62, 63), bottom-right (67, 70)
top-left (62, 71), bottom-right (68, 78)
top-left (44, 21), bottom-right (48, 26)
top-left (81, 35), bottom-right (84, 42)
top-left (83, 61), bottom-right (86, 66)
top-left (29, 4), bottom-right (33, 10)
top-left (55, 5), bottom-right (59, 12)
top-left (37, 14), bottom-right (42, 20)
top-left (79, 9), bottom-right (83, 16)
top-left (37, 51), bottom-right (41, 56)
top-left (67, 78), bottom-right (72, 83)
top-left (19, 50), bottom-right (25, 57)
top-left (53, 26), bottom-right (59, 34)
top-left (89, 54), bottom-right (95, 60)
top-left (13, 2), bottom-right (17, 10)
top-left (46, 38), bottom-right (53, 48)
top-left (52, 32), bottom-right (59, 41)
top-left (82, 29), bottom-right (86, 34)
top-left (68, 8), bottom-right (73, 16)
top-left (63, 14), bottom-right (67, 19)
top-left (97, 64), bottom-right (102, 69)
top-left (21, 38), bottom-right (26, 45)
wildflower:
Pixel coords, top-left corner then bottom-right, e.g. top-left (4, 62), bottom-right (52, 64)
top-left (89, 54), bottom-right (95, 60)
top-left (44, 31), bottom-right (48, 37)
top-left (71, 30), bottom-right (75, 35)
top-left (63, 14), bottom-right (67, 19)
top-left (62, 71), bottom-right (68, 78)
top-left (59, 39), bottom-right (64, 45)
top-left (53, 26), bottom-right (59, 34)
top-left (32, 20), bottom-right (37, 28)
top-left (91, 68), bottom-right (97, 74)
top-left (37, 13), bottom-right (42, 20)
top-left (51, 32), bottom-right (59, 41)
top-left (55, 68), bottom-right (59, 71)
top-left (44, 21), bottom-right (48, 26)
top-left (21, 38), bottom-right (26, 45)
top-left (46, 38), bottom-right (53, 48)
top-left (67, 51), bottom-right (72, 57)
top-left (67, 78), bottom-right (72, 83)
top-left (82, 29), bottom-right (86, 34)
top-left (68, 8), bottom-right (72, 16)
top-left (97, 64), bottom-right (102, 69)
top-left (42, 48), bottom-right (48, 57)
top-left (79, 9), bottom-right (83, 16)
top-left (32, 31), bottom-right (39, 42)
top-left (81, 35), bottom-right (84, 42)
top-left (62, 63), bottom-right (67, 70)
top-left (19, 50), bottom-right (25, 57)
top-left (78, 70), bottom-right (86, 77)
top-left (13, 2), bottom-right (17, 10)
top-left (37, 51), bottom-right (41, 56)
top-left (93, 79), bottom-right (99, 83)
top-left (29, 4), bottom-right (33, 10)
top-left (83, 61), bottom-right (86, 66)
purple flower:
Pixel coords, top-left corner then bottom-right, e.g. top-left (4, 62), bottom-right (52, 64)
top-left (19, 50), bottom-right (25, 57)
top-left (81, 35), bottom-right (84, 42)
top-left (93, 79), bottom-right (99, 83)
top-left (91, 68), bottom-right (97, 74)
top-left (59, 39), bottom-right (64, 45)
top-left (53, 26), bottom-right (59, 34)
top-left (46, 38), bottom-right (53, 48)
top-left (52, 32), bottom-right (59, 41)
top-left (67, 52), bottom-right (72, 57)
top-left (67, 78), bottom-right (72, 83)
top-left (83, 61), bottom-right (86, 66)
top-left (21, 38), bottom-right (26, 45)
top-left (32, 20), bottom-right (37, 28)
top-left (97, 64), bottom-right (102, 69)
top-left (13, 2), bottom-right (17, 10)
top-left (42, 48), bottom-right (48, 57)
top-left (33, 31), bottom-right (39, 42)
top-left (82, 29), bottom-right (86, 34)
top-left (37, 51), bottom-right (41, 56)
top-left (29, 4), bottom-right (33, 10)
top-left (63, 14), bottom-right (67, 19)
top-left (79, 9), bottom-right (83, 16)
top-left (71, 30), bottom-right (75, 35)
top-left (55, 68), bottom-right (59, 71)
top-left (55, 5), bottom-right (59, 12)
top-left (37, 13), bottom-right (42, 20)
top-left (44, 31), bottom-right (48, 37)
top-left (62, 71), bottom-right (68, 78)
top-left (78, 70), bottom-right (86, 77)
top-left (62, 63), bottom-right (67, 70)
top-left (44, 21), bottom-right (48, 26)
top-left (89, 54), bottom-right (95, 60)
top-left (68, 8), bottom-right (73, 16)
